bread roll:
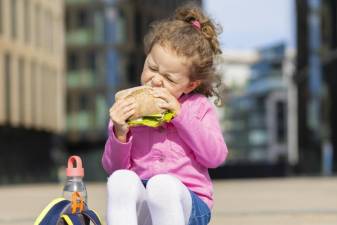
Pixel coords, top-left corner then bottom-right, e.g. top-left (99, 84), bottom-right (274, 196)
top-left (115, 86), bottom-right (166, 120)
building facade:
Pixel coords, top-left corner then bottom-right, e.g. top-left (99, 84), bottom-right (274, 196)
top-left (225, 43), bottom-right (288, 163)
top-left (0, 0), bottom-right (65, 183)
top-left (295, 0), bottom-right (337, 174)
top-left (210, 43), bottom-right (291, 178)
top-left (216, 50), bottom-right (258, 156)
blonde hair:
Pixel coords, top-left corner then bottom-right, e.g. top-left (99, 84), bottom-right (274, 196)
top-left (144, 3), bottom-right (225, 106)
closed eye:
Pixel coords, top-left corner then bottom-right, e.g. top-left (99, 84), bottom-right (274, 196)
top-left (164, 74), bottom-right (175, 83)
top-left (149, 66), bottom-right (158, 72)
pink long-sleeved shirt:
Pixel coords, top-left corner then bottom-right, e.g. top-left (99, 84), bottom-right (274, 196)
top-left (102, 93), bottom-right (228, 209)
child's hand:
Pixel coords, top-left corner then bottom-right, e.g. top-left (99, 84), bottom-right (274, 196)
top-left (109, 98), bottom-right (137, 142)
top-left (151, 88), bottom-right (181, 115)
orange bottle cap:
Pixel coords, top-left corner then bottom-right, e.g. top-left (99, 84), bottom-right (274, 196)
top-left (66, 155), bottom-right (84, 177)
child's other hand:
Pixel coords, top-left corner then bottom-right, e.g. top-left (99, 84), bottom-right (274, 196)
top-left (109, 98), bottom-right (136, 142)
top-left (151, 88), bottom-right (181, 115)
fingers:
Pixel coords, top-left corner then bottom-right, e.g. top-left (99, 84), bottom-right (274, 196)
top-left (110, 100), bottom-right (137, 125)
top-left (123, 108), bottom-right (136, 121)
top-left (151, 88), bottom-right (180, 113)
top-left (110, 98), bottom-right (135, 114)
top-left (157, 101), bottom-right (169, 109)
top-left (122, 103), bottom-right (137, 118)
top-left (116, 98), bottom-right (136, 109)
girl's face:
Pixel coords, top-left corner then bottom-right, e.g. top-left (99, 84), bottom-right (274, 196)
top-left (141, 44), bottom-right (200, 99)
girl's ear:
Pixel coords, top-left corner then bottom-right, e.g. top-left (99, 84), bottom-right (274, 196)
top-left (184, 80), bottom-right (202, 94)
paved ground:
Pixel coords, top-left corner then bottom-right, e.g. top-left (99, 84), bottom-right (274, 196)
top-left (1, 177), bottom-right (337, 225)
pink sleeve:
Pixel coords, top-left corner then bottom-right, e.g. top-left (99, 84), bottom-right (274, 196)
top-left (101, 120), bottom-right (133, 175)
top-left (171, 97), bottom-right (228, 168)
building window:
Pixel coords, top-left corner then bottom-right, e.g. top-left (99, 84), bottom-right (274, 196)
top-left (35, 4), bottom-right (40, 47)
top-left (65, 10), bottom-right (71, 32)
top-left (79, 94), bottom-right (90, 111)
top-left (48, 12), bottom-right (53, 52)
top-left (67, 52), bottom-right (79, 71)
top-left (24, 0), bottom-right (30, 43)
top-left (66, 94), bottom-right (74, 114)
top-left (41, 66), bottom-right (47, 126)
top-left (127, 53), bottom-right (137, 85)
top-left (77, 9), bottom-right (90, 28)
top-left (116, 9), bottom-right (126, 44)
top-left (5, 54), bottom-right (11, 123)
top-left (87, 51), bottom-right (97, 72)
top-left (43, 10), bottom-right (49, 50)
top-left (276, 101), bottom-right (286, 144)
top-left (31, 62), bottom-right (36, 125)
top-left (18, 58), bottom-right (25, 124)
top-left (11, 0), bottom-right (17, 39)
top-left (0, 0), bottom-right (3, 34)
top-left (134, 10), bottom-right (142, 45)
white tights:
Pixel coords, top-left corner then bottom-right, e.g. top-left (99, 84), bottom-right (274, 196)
top-left (107, 170), bottom-right (192, 225)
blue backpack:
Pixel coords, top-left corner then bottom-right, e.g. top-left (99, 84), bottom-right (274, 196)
top-left (34, 194), bottom-right (103, 225)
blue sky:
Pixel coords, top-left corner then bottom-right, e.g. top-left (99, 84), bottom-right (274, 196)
top-left (204, 0), bottom-right (295, 50)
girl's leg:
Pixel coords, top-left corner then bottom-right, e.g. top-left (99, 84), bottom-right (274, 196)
top-left (107, 170), bottom-right (151, 225)
top-left (146, 174), bottom-right (192, 225)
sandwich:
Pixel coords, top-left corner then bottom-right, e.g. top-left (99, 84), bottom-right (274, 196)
top-left (115, 86), bottom-right (175, 127)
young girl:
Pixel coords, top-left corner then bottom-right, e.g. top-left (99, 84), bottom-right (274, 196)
top-left (102, 4), bottom-right (228, 225)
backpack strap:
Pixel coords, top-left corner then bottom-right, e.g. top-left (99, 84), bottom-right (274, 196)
top-left (34, 198), bottom-right (70, 225)
top-left (34, 197), bottom-right (103, 225)
top-left (82, 209), bottom-right (103, 225)
top-left (61, 214), bottom-right (83, 225)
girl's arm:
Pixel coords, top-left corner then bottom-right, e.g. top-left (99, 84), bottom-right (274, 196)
top-left (102, 121), bottom-right (132, 175)
top-left (171, 96), bottom-right (228, 168)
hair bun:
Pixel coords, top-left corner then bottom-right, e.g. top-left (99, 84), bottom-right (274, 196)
top-left (174, 3), bottom-right (203, 24)
top-left (174, 3), bottom-right (222, 54)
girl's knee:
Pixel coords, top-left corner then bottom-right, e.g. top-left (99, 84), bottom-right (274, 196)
top-left (146, 174), bottom-right (182, 202)
top-left (107, 169), bottom-right (138, 185)
top-left (107, 170), bottom-right (141, 199)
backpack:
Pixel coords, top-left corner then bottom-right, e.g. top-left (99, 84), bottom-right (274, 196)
top-left (34, 192), bottom-right (103, 225)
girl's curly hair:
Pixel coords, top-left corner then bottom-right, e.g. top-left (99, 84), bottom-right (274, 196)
top-left (144, 3), bottom-right (225, 106)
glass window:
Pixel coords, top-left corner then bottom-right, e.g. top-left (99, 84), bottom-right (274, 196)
top-left (95, 94), bottom-right (108, 129)
top-left (116, 9), bottom-right (126, 44)
top-left (31, 62), bottom-right (36, 125)
top-left (276, 101), bottom-right (286, 143)
top-left (127, 53), bottom-right (137, 84)
top-left (35, 4), bottom-right (40, 47)
top-left (79, 94), bottom-right (90, 111)
top-left (43, 10), bottom-right (50, 50)
top-left (134, 11), bottom-right (142, 45)
top-left (18, 58), bottom-right (25, 124)
top-left (65, 10), bottom-right (71, 31)
top-left (66, 95), bottom-right (72, 114)
top-left (5, 54), bottom-right (11, 123)
top-left (93, 10), bottom-right (104, 44)
top-left (0, 0), bottom-right (3, 34)
top-left (48, 13), bottom-right (53, 51)
top-left (11, 0), bottom-right (17, 39)
top-left (67, 52), bottom-right (79, 71)
top-left (77, 9), bottom-right (90, 28)
top-left (24, 0), bottom-right (30, 43)
top-left (87, 51), bottom-right (96, 72)
top-left (41, 66), bottom-right (47, 125)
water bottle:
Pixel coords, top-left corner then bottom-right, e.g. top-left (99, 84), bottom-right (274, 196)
top-left (62, 155), bottom-right (88, 203)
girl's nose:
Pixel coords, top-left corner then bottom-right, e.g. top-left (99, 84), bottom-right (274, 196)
top-left (151, 76), bottom-right (163, 87)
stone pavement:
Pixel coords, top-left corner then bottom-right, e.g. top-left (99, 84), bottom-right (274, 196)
top-left (0, 177), bottom-right (337, 225)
